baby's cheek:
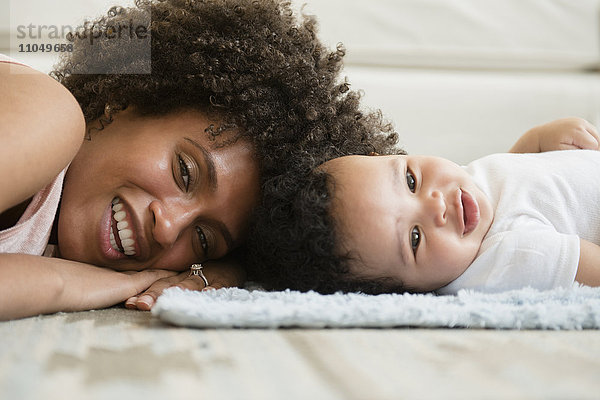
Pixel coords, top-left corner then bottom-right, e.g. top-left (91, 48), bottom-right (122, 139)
top-left (440, 239), bottom-right (473, 276)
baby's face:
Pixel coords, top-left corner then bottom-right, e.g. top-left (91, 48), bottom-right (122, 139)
top-left (323, 154), bottom-right (494, 292)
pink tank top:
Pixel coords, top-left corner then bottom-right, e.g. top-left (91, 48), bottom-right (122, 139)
top-left (0, 53), bottom-right (28, 66)
top-left (1, 54), bottom-right (66, 256)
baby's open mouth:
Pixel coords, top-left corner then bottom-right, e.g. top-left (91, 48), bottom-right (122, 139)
top-left (109, 197), bottom-right (137, 256)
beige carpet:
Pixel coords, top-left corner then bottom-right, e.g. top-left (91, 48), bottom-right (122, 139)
top-left (1, 307), bottom-right (600, 400)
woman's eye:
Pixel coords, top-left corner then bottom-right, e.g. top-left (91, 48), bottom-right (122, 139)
top-left (406, 169), bottom-right (416, 192)
top-left (195, 226), bottom-right (209, 256)
top-left (178, 155), bottom-right (191, 191)
top-left (410, 227), bottom-right (421, 255)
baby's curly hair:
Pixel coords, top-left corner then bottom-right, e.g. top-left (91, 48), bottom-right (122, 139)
top-left (51, 0), bottom-right (399, 179)
top-left (245, 152), bottom-right (410, 295)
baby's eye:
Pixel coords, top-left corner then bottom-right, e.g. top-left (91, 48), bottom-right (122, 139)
top-left (410, 227), bottom-right (421, 255)
top-left (406, 169), bottom-right (416, 192)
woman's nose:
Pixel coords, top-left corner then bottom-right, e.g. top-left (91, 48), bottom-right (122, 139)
top-left (424, 190), bottom-right (446, 227)
top-left (149, 200), bottom-right (192, 248)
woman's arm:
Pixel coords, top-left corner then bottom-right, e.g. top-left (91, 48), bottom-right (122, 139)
top-left (509, 118), bottom-right (599, 154)
top-left (0, 253), bottom-right (178, 320)
top-left (0, 62), bottom-right (85, 213)
top-left (575, 239), bottom-right (600, 287)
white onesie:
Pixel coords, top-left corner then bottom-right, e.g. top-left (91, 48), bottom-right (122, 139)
top-left (438, 150), bottom-right (600, 294)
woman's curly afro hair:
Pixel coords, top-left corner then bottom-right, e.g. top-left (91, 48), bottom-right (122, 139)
top-left (53, 0), bottom-right (406, 292)
top-left (51, 0), bottom-right (400, 180)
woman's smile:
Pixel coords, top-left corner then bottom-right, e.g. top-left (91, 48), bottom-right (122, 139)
top-left (100, 197), bottom-right (146, 262)
top-left (110, 198), bottom-right (135, 256)
top-left (108, 197), bottom-right (141, 257)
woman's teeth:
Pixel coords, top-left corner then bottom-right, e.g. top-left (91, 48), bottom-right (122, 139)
top-left (109, 198), bottom-right (137, 256)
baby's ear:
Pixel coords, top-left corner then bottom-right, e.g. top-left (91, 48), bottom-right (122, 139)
top-left (368, 152), bottom-right (380, 156)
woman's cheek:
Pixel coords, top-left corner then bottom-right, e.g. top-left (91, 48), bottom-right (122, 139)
top-left (154, 241), bottom-right (197, 271)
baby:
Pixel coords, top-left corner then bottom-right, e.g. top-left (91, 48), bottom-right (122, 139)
top-left (247, 118), bottom-right (600, 294)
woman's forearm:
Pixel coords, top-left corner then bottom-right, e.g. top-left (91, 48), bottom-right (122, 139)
top-left (0, 253), bottom-right (176, 320)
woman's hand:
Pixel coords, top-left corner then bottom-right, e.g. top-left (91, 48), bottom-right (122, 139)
top-left (124, 256), bottom-right (246, 310)
top-left (510, 118), bottom-right (599, 154)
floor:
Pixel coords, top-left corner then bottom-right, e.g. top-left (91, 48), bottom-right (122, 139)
top-left (1, 307), bottom-right (599, 400)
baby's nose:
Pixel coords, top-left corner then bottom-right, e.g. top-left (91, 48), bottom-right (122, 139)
top-left (428, 191), bottom-right (447, 226)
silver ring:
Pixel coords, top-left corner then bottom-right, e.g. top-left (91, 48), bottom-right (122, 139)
top-left (189, 263), bottom-right (209, 288)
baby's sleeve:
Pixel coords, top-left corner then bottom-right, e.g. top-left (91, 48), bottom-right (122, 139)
top-left (438, 229), bottom-right (580, 294)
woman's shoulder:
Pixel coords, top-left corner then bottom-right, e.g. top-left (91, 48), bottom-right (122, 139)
top-left (0, 54), bottom-right (85, 213)
top-left (0, 53), bottom-right (77, 101)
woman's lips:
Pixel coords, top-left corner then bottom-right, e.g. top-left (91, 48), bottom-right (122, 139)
top-left (100, 201), bottom-right (127, 261)
top-left (100, 197), bottom-right (144, 262)
top-left (461, 189), bottom-right (480, 236)
top-left (110, 198), bottom-right (138, 256)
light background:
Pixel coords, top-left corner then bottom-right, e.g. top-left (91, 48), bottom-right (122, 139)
top-left (3, 0), bottom-right (138, 72)
top-left (2, 0), bottom-right (599, 163)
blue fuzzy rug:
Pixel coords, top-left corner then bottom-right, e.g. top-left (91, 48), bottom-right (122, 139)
top-left (153, 285), bottom-right (600, 330)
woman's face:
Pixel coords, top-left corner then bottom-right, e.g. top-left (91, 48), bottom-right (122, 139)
top-left (58, 108), bottom-right (260, 271)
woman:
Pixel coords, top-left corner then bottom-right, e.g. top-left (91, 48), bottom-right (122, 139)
top-left (0, 0), bottom-right (398, 319)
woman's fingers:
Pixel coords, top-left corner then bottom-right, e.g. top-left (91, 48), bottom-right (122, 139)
top-left (124, 296), bottom-right (138, 309)
top-left (125, 272), bottom-right (187, 310)
top-left (124, 262), bottom-right (240, 311)
top-left (174, 274), bottom-right (213, 291)
top-left (125, 270), bottom-right (213, 310)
